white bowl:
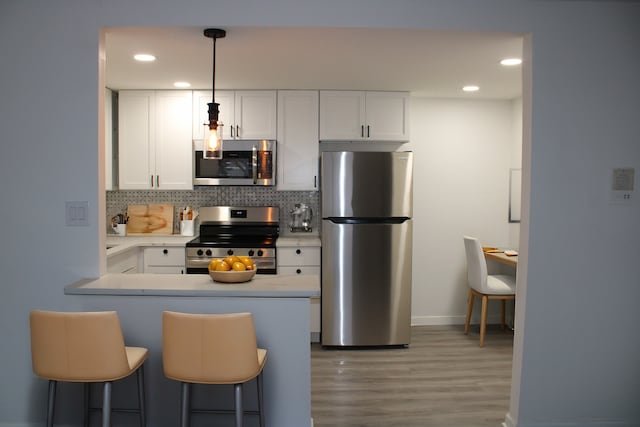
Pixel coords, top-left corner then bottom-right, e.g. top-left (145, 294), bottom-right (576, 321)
top-left (208, 269), bottom-right (257, 283)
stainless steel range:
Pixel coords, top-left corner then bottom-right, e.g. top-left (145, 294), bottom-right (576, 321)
top-left (185, 206), bottom-right (279, 274)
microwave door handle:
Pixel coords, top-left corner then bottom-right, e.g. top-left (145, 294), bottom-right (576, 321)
top-left (252, 145), bottom-right (258, 184)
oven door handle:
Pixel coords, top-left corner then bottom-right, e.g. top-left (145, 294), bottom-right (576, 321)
top-left (252, 145), bottom-right (258, 184)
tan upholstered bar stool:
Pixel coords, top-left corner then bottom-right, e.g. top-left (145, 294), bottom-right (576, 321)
top-left (29, 310), bottom-right (148, 427)
top-left (162, 311), bottom-right (267, 427)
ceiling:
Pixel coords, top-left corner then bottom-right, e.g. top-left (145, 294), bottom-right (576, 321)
top-left (105, 26), bottom-right (523, 99)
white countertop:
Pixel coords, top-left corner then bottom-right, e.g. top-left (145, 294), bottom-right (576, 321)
top-left (106, 234), bottom-right (195, 257)
top-left (66, 273), bottom-right (320, 298)
top-left (276, 235), bottom-right (321, 247)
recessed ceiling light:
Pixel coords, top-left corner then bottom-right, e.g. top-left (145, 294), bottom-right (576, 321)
top-left (500, 58), bottom-right (522, 66)
top-left (174, 82), bottom-right (191, 88)
top-left (134, 53), bottom-right (156, 62)
top-left (463, 85), bottom-right (480, 92)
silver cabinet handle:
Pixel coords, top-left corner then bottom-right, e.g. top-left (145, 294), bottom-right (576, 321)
top-left (367, 125), bottom-right (370, 138)
top-left (236, 125), bottom-right (240, 138)
top-left (361, 125), bottom-right (364, 138)
top-left (156, 175), bottom-right (159, 188)
top-left (150, 175), bottom-right (154, 188)
top-left (230, 125), bottom-right (234, 138)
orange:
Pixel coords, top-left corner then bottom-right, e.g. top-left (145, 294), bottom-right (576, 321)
top-left (215, 261), bottom-right (231, 271)
top-left (208, 258), bottom-right (221, 271)
top-left (224, 255), bottom-right (240, 266)
top-left (231, 261), bottom-right (247, 271)
top-left (239, 256), bottom-right (255, 268)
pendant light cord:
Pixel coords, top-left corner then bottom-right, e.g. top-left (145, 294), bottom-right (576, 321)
top-left (212, 36), bottom-right (216, 104)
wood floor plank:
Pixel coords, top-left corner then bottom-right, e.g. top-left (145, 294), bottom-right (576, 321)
top-left (311, 325), bottom-right (513, 427)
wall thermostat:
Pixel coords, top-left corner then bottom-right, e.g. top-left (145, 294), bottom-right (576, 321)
top-left (611, 168), bottom-right (634, 204)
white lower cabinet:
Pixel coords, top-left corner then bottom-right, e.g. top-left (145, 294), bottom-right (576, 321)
top-left (278, 243), bottom-right (321, 342)
top-left (143, 247), bottom-right (185, 274)
top-left (107, 248), bottom-right (140, 274)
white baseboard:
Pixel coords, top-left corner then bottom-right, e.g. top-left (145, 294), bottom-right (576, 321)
top-left (411, 314), bottom-right (508, 326)
top-left (501, 412), bottom-right (636, 427)
top-left (411, 315), bottom-right (466, 326)
top-left (503, 412), bottom-right (516, 427)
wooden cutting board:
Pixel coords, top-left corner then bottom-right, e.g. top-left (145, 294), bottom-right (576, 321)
top-left (127, 204), bottom-right (174, 235)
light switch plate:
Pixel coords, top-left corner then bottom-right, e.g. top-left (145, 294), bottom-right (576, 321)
top-left (611, 168), bottom-right (634, 205)
top-left (65, 201), bottom-right (89, 226)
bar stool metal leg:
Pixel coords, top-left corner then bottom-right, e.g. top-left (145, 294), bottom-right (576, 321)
top-left (46, 380), bottom-right (57, 427)
top-left (102, 381), bottom-right (112, 427)
top-left (257, 373), bottom-right (265, 427)
top-left (180, 382), bottom-right (190, 427)
top-left (234, 383), bottom-right (243, 427)
top-left (84, 383), bottom-right (90, 427)
top-left (137, 367), bottom-right (146, 426)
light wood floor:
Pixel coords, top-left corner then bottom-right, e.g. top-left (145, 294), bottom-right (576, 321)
top-left (311, 325), bottom-right (514, 427)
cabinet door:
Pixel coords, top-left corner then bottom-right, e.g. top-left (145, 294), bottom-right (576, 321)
top-left (235, 90), bottom-right (277, 140)
top-left (279, 266), bottom-right (321, 275)
top-left (365, 91), bottom-right (410, 141)
top-left (143, 247), bottom-right (185, 274)
top-left (107, 248), bottom-right (140, 274)
top-left (319, 91), bottom-right (365, 140)
top-left (192, 90), bottom-right (235, 141)
top-left (155, 91), bottom-right (193, 190)
top-left (278, 246), bottom-right (321, 266)
top-left (118, 90), bottom-right (154, 189)
top-left (277, 91), bottom-right (319, 191)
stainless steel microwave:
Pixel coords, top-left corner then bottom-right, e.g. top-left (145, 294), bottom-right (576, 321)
top-left (193, 140), bottom-right (276, 186)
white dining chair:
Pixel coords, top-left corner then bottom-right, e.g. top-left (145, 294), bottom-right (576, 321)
top-left (463, 236), bottom-right (516, 347)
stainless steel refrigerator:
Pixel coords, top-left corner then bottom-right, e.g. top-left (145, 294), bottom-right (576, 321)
top-left (321, 151), bottom-right (413, 346)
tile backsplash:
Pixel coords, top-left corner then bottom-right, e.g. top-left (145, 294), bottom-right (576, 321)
top-left (107, 187), bottom-right (319, 235)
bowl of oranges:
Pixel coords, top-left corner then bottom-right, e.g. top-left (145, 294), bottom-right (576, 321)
top-left (208, 256), bottom-right (257, 283)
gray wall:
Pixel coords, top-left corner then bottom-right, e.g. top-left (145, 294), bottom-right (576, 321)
top-left (1, 1), bottom-right (640, 426)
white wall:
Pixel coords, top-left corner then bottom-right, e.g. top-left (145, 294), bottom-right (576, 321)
top-left (409, 97), bottom-right (517, 325)
top-left (2, 1), bottom-right (640, 427)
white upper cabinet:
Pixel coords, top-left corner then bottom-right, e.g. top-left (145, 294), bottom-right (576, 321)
top-left (319, 91), bottom-right (410, 142)
top-left (234, 91), bottom-right (277, 140)
top-left (277, 90), bottom-right (319, 191)
top-left (192, 90), bottom-right (276, 141)
top-left (119, 90), bottom-right (193, 190)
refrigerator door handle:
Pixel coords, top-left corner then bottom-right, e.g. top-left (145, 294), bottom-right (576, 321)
top-left (325, 217), bottom-right (410, 225)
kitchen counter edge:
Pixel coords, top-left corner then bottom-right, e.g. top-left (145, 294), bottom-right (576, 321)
top-left (65, 273), bottom-right (320, 298)
top-left (106, 235), bottom-right (195, 258)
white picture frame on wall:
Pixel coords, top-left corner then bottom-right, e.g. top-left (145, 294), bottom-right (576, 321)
top-left (509, 168), bottom-right (521, 223)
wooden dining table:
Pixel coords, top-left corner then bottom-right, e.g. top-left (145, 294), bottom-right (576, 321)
top-left (484, 250), bottom-right (518, 268)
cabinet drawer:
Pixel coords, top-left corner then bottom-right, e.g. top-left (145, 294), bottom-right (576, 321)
top-left (278, 266), bottom-right (320, 276)
top-left (144, 266), bottom-right (185, 274)
top-left (143, 247), bottom-right (185, 266)
top-left (278, 246), bottom-right (320, 266)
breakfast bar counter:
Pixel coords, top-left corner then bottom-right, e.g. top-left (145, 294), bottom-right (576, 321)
top-left (66, 273), bottom-right (320, 297)
top-left (64, 273), bottom-right (319, 427)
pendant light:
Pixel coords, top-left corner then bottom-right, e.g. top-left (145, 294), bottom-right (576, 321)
top-left (203, 28), bottom-right (226, 159)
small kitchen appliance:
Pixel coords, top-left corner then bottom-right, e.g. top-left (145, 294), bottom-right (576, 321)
top-left (289, 203), bottom-right (313, 232)
top-left (185, 206), bottom-right (279, 274)
top-left (193, 140), bottom-right (276, 186)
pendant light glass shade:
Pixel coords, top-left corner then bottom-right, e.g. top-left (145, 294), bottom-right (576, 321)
top-left (204, 104), bottom-right (224, 159)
